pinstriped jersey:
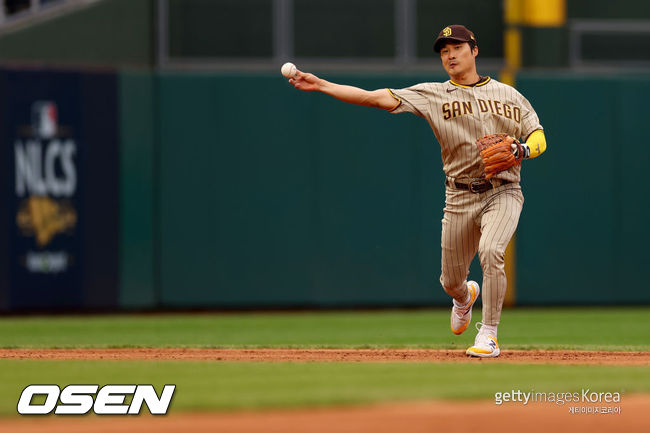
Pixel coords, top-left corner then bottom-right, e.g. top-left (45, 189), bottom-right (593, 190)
top-left (389, 77), bottom-right (542, 183)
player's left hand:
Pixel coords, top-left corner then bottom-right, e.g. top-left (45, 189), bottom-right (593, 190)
top-left (476, 134), bottom-right (524, 180)
top-left (511, 142), bottom-right (530, 159)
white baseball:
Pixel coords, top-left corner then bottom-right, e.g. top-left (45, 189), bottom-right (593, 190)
top-left (281, 62), bottom-right (297, 78)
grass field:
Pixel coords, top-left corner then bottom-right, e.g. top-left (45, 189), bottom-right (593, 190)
top-left (1, 361), bottom-right (647, 416)
top-left (0, 307), bottom-right (648, 350)
top-left (0, 307), bottom-right (649, 417)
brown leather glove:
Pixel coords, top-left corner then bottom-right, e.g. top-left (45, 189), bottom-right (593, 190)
top-left (475, 134), bottom-right (524, 180)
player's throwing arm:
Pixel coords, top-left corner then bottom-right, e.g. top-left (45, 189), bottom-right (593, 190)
top-left (283, 63), bottom-right (399, 111)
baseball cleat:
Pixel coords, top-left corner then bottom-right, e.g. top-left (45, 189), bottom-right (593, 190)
top-left (466, 323), bottom-right (500, 358)
top-left (450, 281), bottom-right (480, 335)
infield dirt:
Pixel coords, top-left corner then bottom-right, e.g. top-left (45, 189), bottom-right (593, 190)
top-left (1, 348), bottom-right (650, 365)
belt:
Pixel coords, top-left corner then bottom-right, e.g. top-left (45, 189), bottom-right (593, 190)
top-left (447, 179), bottom-right (511, 194)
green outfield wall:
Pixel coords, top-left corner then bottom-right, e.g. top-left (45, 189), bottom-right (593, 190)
top-left (0, 69), bottom-right (650, 311)
top-left (119, 71), bottom-right (157, 308)
top-left (0, 68), bottom-right (647, 311)
top-left (516, 72), bottom-right (650, 304)
top-left (154, 72), bottom-right (452, 308)
top-left (115, 70), bottom-right (650, 309)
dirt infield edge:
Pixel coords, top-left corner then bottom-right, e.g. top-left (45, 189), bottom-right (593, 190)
top-left (1, 348), bottom-right (649, 365)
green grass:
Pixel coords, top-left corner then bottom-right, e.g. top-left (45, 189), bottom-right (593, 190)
top-left (0, 360), bottom-right (647, 416)
top-left (0, 308), bottom-right (648, 417)
top-left (0, 307), bottom-right (648, 350)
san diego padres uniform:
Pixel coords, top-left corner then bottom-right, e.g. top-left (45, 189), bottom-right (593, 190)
top-left (388, 77), bottom-right (542, 326)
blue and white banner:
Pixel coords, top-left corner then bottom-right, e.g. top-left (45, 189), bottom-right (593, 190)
top-left (0, 68), bottom-right (119, 310)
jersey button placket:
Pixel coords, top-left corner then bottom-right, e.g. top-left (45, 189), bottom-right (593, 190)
top-left (472, 86), bottom-right (487, 136)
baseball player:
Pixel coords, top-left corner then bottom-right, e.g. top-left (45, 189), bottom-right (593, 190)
top-left (287, 25), bottom-right (546, 357)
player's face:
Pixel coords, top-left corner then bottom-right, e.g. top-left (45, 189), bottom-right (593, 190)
top-left (440, 42), bottom-right (477, 77)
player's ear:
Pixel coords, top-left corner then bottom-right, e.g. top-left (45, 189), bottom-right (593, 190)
top-left (472, 45), bottom-right (478, 57)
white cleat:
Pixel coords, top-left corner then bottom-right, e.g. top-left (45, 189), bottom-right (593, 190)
top-left (450, 281), bottom-right (480, 335)
top-left (466, 322), bottom-right (501, 358)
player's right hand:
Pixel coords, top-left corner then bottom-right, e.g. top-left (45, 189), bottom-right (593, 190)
top-left (289, 71), bottom-right (321, 91)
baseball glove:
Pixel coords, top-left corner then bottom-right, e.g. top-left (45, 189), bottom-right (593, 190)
top-left (475, 134), bottom-right (523, 180)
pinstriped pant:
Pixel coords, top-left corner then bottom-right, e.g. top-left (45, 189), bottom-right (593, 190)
top-left (439, 183), bottom-right (524, 326)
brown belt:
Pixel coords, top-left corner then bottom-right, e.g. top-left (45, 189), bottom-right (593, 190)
top-left (447, 179), bottom-right (511, 194)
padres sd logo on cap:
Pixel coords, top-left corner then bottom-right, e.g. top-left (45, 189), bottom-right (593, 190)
top-left (434, 24), bottom-right (476, 52)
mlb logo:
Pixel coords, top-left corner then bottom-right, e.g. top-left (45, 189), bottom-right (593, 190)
top-left (31, 101), bottom-right (58, 139)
